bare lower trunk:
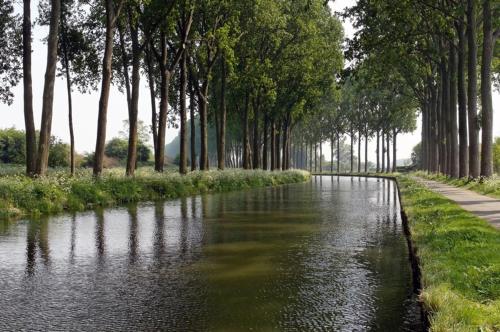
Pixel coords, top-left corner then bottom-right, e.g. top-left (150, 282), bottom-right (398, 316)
top-left (376, 130), bottom-right (380, 172)
top-left (217, 60), bottom-right (226, 170)
top-left (350, 129), bottom-right (354, 172)
top-left (364, 133), bottom-right (368, 173)
top-left (125, 9), bottom-right (140, 177)
top-left (457, 21), bottom-right (468, 178)
top-left (263, 115), bottom-right (269, 170)
top-left (336, 133), bottom-right (340, 173)
top-left (179, 50), bottom-right (188, 174)
top-left (36, 0), bottom-right (61, 176)
top-left (467, 0), bottom-right (480, 178)
top-left (145, 44), bottom-right (157, 155)
top-left (386, 133), bottom-right (390, 173)
top-left (189, 81), bottom-right (196, 171)
top-left (253, 105), bottom-right (259, 169)
top-left (94, 0), bottom-right (118, 176)
top-left (61, 26), bottom-right (75, 175)
top-left (357, 131), bottom-right (361, 173)
top-left (480, 0), bottom-right (494, 177)
top-left (449, 42), bottom-right (459, 178)
top-left (23, 0), bottom-right (36, 175)
top-left (199, 83), bottom-right (209, 170)
top-left (155, 35), bottom-right (170, 172)
top-left (270, 120), bottom-right (276, 170)
top-left (381, 131), bottom-right (385, 172)
top-left (242, 93), bottom-right (250, 169)
top-left (392, 130), bottom-right (397, 172)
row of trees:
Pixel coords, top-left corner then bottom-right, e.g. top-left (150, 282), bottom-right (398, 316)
top-left (345, 0), bottom-right (499, 179)
top-left (1, 0), bottom-right (345, 177)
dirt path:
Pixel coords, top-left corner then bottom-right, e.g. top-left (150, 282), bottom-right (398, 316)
top-left (414, 177), bottom-right (500, 229)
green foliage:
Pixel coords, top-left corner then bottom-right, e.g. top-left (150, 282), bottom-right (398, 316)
top-left (412, 142), bottom-right (422, 167)
top-left (105, 137), bottom-right (151, 163)
top-left (493, 137), bottom-right (500, 174)
top-left (48, 137), bottom-right (70, 167)
top-left (0, 128), bottom-right (26, 164)
top-left (0, 168), bottom-right (310, 219)
top-left (397, 175), bottom-right (500, 331)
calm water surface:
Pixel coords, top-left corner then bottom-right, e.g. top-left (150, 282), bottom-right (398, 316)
top-left (0, 176), bottom-right (423, 331)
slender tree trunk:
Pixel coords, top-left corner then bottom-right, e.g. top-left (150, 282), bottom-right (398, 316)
top-left (145, 44), bottom-right (157, 155)
top-left (308, 141), bottom-right (312, 172)
top-left (431, 83), bottom-right (439, 173)
top-left (421, 102), bottom-right (427, 170)
top-left (457, 21), bottom-right (468, 178)
top-left (350, 129), bottom-right (354, 173)
top-left (467, 0), bottom-right (480, 178)
top-left (386, 133), bottom-right (390, 173)
top-left (357, 131), bottom-right (361, 173)
top-left (392, 130), bottom-right (397, 172)
top-left (330, 135), bottom-right (334, 173)
top-left (217, 59), bottom-right (226, 170)
top-left (314, 142), bottom-right (317, 173)
top-left (376, 130), bottom-right (380, 172)
top-left (35, 0), bottom-right (61, 175)
top-left (364, 133), bottom-right (368, 173)
top-left (23, 0), bottom-right (36, 175)
top-left (480, 0), bottom-right (494, 177)
top-left (242, 93), bottom-right (250, 169)
top-left (439, 59), bottom-right (448, 174)
top-left (276, 130), bottom-right (281, 170)
top-left (282, 121), bottom-right (289, 171)
top-left (319, 141), bottom-right (322, 173)
top-left (253, 104), bottom-right (260, 169)
top-left (263, 115), bottom-right (269, 170)
top-left (270, 120), bottom-right (276, 170)
top-left (179, 50), bottom-right (188, 174)
top-left (337, 133), bottom-right (340, 173)
top-left (94, 0), bottom-right (118, 176)
top-left (381, 131), bottom-right (385, 172)
top-left (199, 82), bottom-right (209, 170)
top-left (449, 41), bottom-right (459, 178)
top-left (155, 35), bottom-right (170, 172)
top-left (125, 10), bottom-right (140, 177)
top-left (188, 80), bottom-right (196, 171)
top-left (61, 27), bottom-right (75, 175)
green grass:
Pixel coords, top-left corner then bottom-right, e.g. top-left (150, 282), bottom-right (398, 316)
top-left (0, 168), bottom-right (311, 220)
top-left (414, 171), bottom-right (500, 199)
top-left (397, 175), bottom-right (500, 332)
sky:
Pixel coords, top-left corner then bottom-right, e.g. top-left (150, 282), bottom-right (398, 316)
top-left (1, 0), bottom-right (499, 163)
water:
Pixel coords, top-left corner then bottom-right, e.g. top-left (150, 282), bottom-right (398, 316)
top-left (0, 176), bottom-right (423, 331)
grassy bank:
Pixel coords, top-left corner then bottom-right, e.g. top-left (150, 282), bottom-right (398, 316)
top-left (414, 170), bottom-right (500, 199)
top-left (0, 169), bottom-right (310, 219)
top-left (397, 175), bottom-right (500, 331)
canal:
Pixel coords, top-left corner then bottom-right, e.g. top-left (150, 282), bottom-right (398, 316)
top-left (0, 176), bottom-right (423, 331)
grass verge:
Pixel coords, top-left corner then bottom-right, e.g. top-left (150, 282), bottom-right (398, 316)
top-left (0, 169), bottom-right (310, 220)
top-left (414, 170), bottom-right (500, 199)
top-left (397, 175), bottom-right (500, 332)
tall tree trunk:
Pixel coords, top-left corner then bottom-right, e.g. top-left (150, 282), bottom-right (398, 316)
top-left (155, 35), bottom-right (170, 172)
top-left (145, 44), bottom-right (157, 155)
top-left (282, 121), bottom-right (289, 171)
top-left (431, 83), bottom-right (439, 173)
top-left (421, 102), bottom-right (427, 170)
top-left (242, 93), bottom-right (250, 169)
top-left (35, 0), bottom-right (61, 175)
top-left (314, 142), bottom-right (317, 173)
top-left (61, 24), bottom-right (75, 175)
top-left (253, 104), bottom-right (260, 169)
top-left (270, 120), bottom-right (276, 170)
top-left (449, 41), bottom-right (459, 178)
top-left (179, 50), bottom-right (188, 174)
top-left (467, 0), bottom-right (480, 178)
top-left (118, 22), bottom-right (131, 113)
top-left (263, 115), bottom-right (269, 170)
top-left (94, 0), bottom-right (119, 176)
top-left (350, 129), bottom-right (354, 173)
top-left (439, 59), bottom-right (448, 174)
top-left (357, 131), bottom-right (361, 173)
top-left (199, 82), bottom-right (209, 170)
top-left (125, 9), bottom-right (140, 177)
top-left (319, 141), bottom-right (322, 173)
top-left (336, 133), bottom-right (340, 173)
top-left (386, 133), bottom-right (390, 173)
top-left (392, 130), bottom-right (397, 172)
top-left (23, 0), bottom-right (36, 175)
top-left (189, 81), bottom-right (196, 171)
top-left (457, 21), bottom-right (468, 178)
top-left (276, 130), bottom-right (281, 170)
top-left (381, 131), bottom-right (385, 172)
top-left (480, 0), bottom-right (494, 177)
top-left (364, 133), bottom-right (368, 173)
top-left (330, 135), bottom-right (334, 173)
top-left (217, 59), bottom-right (226, 170)
top-left (376, 130), bottom-right (380, 172)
